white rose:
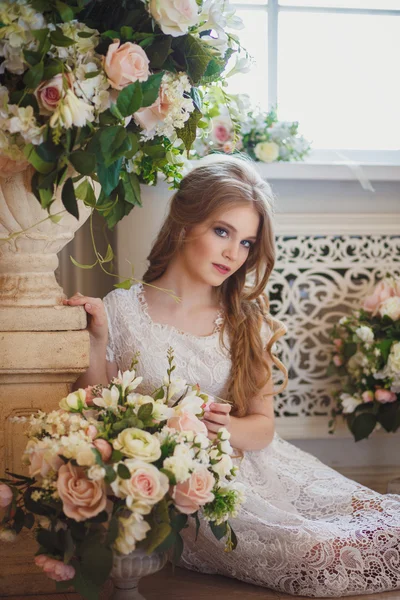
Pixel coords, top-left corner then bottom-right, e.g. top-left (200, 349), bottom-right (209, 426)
top-left (114, 512), bottom-right (151, 555)
top-left (388, 342), bottom-right (400, 375)
top-left (355, 326), bottom-right (374, 344)
top-left (380, 297), bottom-right (400, 321)
top-left (340, 393), bottom-right (362, 414)
top-left (59, 389), bottom-right (87, 412)
top-left (254, 141), bottom-right (280, 163)
top-left (211, 454), bottom-right (233, 479)
top-left (111, 459), bottom-right (169, 514)
top-left (149, 0), bottom-right (200, 37)
top-left (87, 465), bottom-right (106, 481)
top-left (113, 428), bottom-right (161, 462)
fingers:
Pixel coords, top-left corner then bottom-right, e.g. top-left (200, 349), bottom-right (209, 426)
top-left (209, 403), bottom-right (231, 414)
top-left (63, 294), bottom-right (102, 308)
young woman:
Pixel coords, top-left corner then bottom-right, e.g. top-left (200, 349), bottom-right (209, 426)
top-left (66, 156), bottom-right (400, 597)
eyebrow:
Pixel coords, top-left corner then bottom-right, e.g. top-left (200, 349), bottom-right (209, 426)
top-left (215, 220), bottom-right (258, 241)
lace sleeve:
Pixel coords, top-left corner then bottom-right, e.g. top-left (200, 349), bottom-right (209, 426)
top-left (103, 290), bottom-right (118, 363)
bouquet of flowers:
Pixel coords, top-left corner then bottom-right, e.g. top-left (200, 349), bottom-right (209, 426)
top-left (0, 0), bottom-right (245, 228)
top-left (328, 276), bottom-right (400, 441)
top-left (192, 89), bottom-right (311, 162)
top-left (0, 350), bottom-right (244, 598)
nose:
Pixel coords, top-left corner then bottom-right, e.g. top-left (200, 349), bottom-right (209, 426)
top-left (223, 240), bottom-right (239, 263)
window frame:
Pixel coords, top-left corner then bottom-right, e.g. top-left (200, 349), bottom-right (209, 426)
top-left (232, 0), bottom-right (400, 164)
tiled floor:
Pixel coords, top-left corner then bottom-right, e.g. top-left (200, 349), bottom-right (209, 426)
top-left (5, 564), bottom-right (400, 600)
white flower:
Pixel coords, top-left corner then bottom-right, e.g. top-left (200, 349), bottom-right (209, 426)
top-left (93, 385), bottom-right (120, 411)
top-left (163, 375), bottom-right (187, 401)
top-left (380, 297), bottom-right (400, 321)
top-left (218, 427), bottom-right (231, 441)
top-left (388, 342), bottom-right (400, 375)
top-left (193, 432), bottom-right (210, 449)
top-left (152, 400), bottom-right (174, 422)
top-left (149, 0), bottom-right (200, 37)
top-left (219, 440), bottom-right (233, 455)
top-left (87, 465), bottom-right (106, 481)
top-left (0, 528), bottom-right (17, 542)
top-left (7, 105), bottom-right (43, 144)
top-left (115, 369), bottom-right (143, 395)
top-left (355, 326), bottom-right (374, 344)
top-left (175, 394), bottom-right (204, 416)
top-left (113, 428), bottom-right (161, 462)
top-left (50, 90), bottom-right (94, 129)
top-left (340, 393), bottom-right (362, 414)
top-left (59, 389), bottom-right (87, 412)
top-left (163, 456), bottom-right (191, 483)
top-left (211, 453), bottom-right (233, 479)
top-left (255, 141), bottom-right (280, 163)
top-left (114, 512), bottom-right (151, 555)
top-left (339, 316), bottom-right (349, 325)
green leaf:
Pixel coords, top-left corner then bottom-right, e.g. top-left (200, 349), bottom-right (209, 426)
top-left (104, 465), bottom-right (117, 484)
top-left (23, 62), bottom-right (44, 89)
top-left (350, 412), bottom-right (377, 442)
top-left (140, 72), bottom-right (164, 108)
top-left (97, 158), bottom-right (122, 196)
top-left (176, 107), bottom-right (202, 153)
top-left (173, 35), bottom-right (213, 86)
top-left (209, 520), bottom-right (228, 541)
top-left (159, 468), bottom-right (176, 486)
top-left (377, 339), bottom-right (393, 362)
top-left (70, 256), bottom-right (98, 269)
top-left (81, 545), bottom-right (113, 587)
top-left (194, 512), bottom-right (201, 541)
top-left (343, 342), bottom-right (357, 359)
top-left (117, 463), bottom-right (131, 479)
top-left (75, 179), bottom-right (96, 207)
top-left (43, 59), bottom-right (63, 79)
top-left (106, 516), bottom-right (119, 546)
top-left (122, 171), bottom-right (141, 206)
top-left (69, 151), bottom-right (96, 176)
top-left (114, 279), bottom-right (133, 290)
top-left (172, 532), bottom-right (184, 566)
top-left (50, 27), bottom-right (76, 47)
top-left (55, 0), bottom-right (74, 22)
top-left (138, 402), bottom-right (154, 420)
top-left (111, 449), bottom-right (124, 462)
top-left (116, 81), bottom-right (143, 117)
top-left (142, 499), bottom-right (172, 554)
top-left (24, 512), bottom-right (35, 529)
top-left (63, 529), bottom-right (75, 563)
top-left (142, 144), bottom-right (165, 159)
top-left (61, 177), bottom-right (79, 219)
top-left (146, 38), bottom-right (172, 70)
top-left (69, 560), bottom-right (101, 600)
top-left (23, 144), bottom-right (54, 174)
top-left (85, 70), bottom-right (101, 79)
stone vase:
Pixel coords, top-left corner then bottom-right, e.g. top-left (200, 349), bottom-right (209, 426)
top-left (111, 548), bottom-right (168, 600)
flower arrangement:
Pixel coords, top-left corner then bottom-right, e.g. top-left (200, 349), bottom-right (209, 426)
top-left (192, 89), bottom-right (311, 162)
top-left (0, 0), bottom-right (245, 229)
top-left (0, 350), bottom-right (244, 598)
top-left (328, 276), bottom-right (400, 441)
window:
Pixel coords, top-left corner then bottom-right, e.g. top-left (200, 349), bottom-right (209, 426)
top-left (228, 0), bottom-right (400, 154)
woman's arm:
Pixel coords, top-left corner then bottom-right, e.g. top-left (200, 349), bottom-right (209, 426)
top-left (72, 339), bottom-right (118, 390)
top-left (203, 353), bottom-right (276, 452)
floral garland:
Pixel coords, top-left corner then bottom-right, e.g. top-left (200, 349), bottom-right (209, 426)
top-left (193, 89), bottom-right (311, 162)
top-left (328, 276), bottom-right (400, 441)
top-left (0, 349), bottom-right (244, 599)
top-left (0, 0), bottom-right (246, 230)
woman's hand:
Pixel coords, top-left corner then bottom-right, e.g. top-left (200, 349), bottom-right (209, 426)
top-left (63, 292), bottom-right (108, 344)
top-left (203, 403), bottom-right (232, 441)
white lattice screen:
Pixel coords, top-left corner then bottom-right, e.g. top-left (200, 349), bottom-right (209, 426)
top-left (271, 214), bottom-right (400, 439)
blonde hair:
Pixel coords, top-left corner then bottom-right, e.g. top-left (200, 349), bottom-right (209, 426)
top-left (143, 155), bottom-right (288, 417)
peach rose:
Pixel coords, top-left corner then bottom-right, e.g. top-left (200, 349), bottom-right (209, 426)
top-left (57, 463), bottom-right (106, 521)
top-left (149, 0), bottom-right (199, 37)
top-left (170, 466), bottom-right (214, 515)
top-left (103, 41), bottom-right (150, 90)
top-left (25, 440), bottom-right (64, 479)
top-left (34, 555), bottom-right (75, 582)
top-left (375, 389), bottom-right (397, 404)
top-left (0, 483), bottom-right (13, 508)
top-left (134, 83), bottom-right (172, 133)
top-left (211, 116), bottom-right (232, 145)
top-left (363, 280), bottom-right (400, 315)
top-left (35, 73), bottom-right (72, 113)
top-left (0, 154), bottom-right (28, 176)
top-left (332, 355), bottom-right (343, 367)
top-left (93, 438), bottom-right (113, 462)
top-left (333, 338), bottom-right (343, 349)
top-left (167, 411), bottom-right (208, 436)
top-left (362, 390), bottom-right (374, 403)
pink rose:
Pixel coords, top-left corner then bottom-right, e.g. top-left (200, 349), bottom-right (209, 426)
top-left (333, 355), bottom-right (343, 367)
top-left (375, 389), bottom-right (397, 404)
top-left (0, 155), bottom-right (28, 176)
top-left (134, 83), bottom-right (172, 133)
top-left (211, 117), bottom-right (232, 145)
top-left (0, 483), bottom-right (13, 508)
top-left (84, 386), bottom-right (96, 406)
top-left (363, 280), bottom-right (399, 315)
top-left (93, 438), bottom-right (113, 462)
top-left (103, 41), bottom-right (150, 90)
top-left (34, 555), bottom-right (75, 582)
top-left (167, 412), bottom-right (208, 435)
top-left (333, 338), bottom-right (343, 349)
top-left (35, 73), bottom-right (73, 113)
top-left (362, 390), bottom-right (374, 403)
top-left (57, 463), bottom-right (106, 521)
top-left (86, 425), bottom-right (98, 440)
top-left (25, 440), bottom-right (64, 479)
top-left (170, 466), bottom-right (214, 515)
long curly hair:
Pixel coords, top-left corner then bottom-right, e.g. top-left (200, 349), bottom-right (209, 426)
top-left (142, 155), bottom-right (288, 417)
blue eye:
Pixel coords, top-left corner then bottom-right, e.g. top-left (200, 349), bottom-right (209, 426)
top-left (214, 227), bottom-right (228, 237)
top-left (241, 240), bottom-right (253, 249)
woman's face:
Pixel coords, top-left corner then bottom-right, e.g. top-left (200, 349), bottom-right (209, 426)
top-left (180, 204), bottom-right (260, 287)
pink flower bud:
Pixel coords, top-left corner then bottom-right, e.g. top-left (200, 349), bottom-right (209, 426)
top-left (333, 355), bottom-right (343, 367)
top-left (333, 338), bottom-right (343, 349)
top-left (0, 484), bottom-right (13, 508)
top-left (34, 555), bottom-right (75, 582)
top-left (362, 390), bottom-right (374, 403)
top-left (86, 425), bottom-right (98, 440)
top-left (93, 439), bottom-right (113, 462)
top-left (375, 389), bottom-right (397, 403)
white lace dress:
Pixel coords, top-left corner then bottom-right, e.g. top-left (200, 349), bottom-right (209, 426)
top-left (103, 284), bottom-right (400, 598)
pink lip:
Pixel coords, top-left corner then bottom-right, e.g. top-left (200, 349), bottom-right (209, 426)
top-left (212, 263), bottom-right (231, 275)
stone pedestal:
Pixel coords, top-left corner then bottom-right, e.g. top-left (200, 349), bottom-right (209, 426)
top-left (0, 306), bottom-right (90, 596)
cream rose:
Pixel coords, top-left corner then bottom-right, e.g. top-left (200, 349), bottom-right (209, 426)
top-left (388, 342), bottom-right (400, 375)
top-left (114, 512), bottom-right (151, 554)
top-left (57, 463), bottom-right (106, 521)
top-left (167, 412), bottom-right (208, 435)
top-left (363, 279), bottom-right (400, 315)
top-left (111, 459), bottom-right (169, 514)
top-left (355, 326), bottom-right (374, 344)
top-left (113, 428), bottom-right (161, 462)
top-left (211, 453), bottom-right (233, 479)
top-left (24, 439), bottom-right (63, 479)
top-left (254, 141), bottom-right (280, 163)
top-left (170, 466), bottom-right (214, 515)
top-left (380, 296), bottom-right (400, 321)
top-left (149, 0), bottom-right (199, 37)
top-left (103, 40), bottom-right (150, 90)
top-left (59, 388), bottom-right (88, 412)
